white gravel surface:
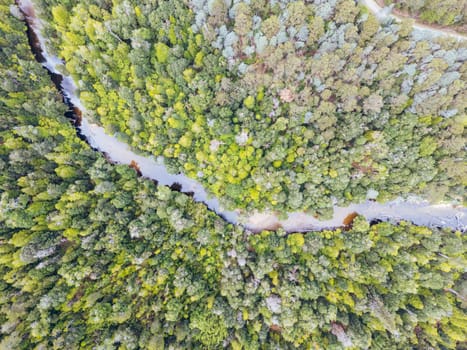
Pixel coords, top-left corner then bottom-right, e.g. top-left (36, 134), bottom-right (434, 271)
top-left (19, 0), bottom-right (467, 233)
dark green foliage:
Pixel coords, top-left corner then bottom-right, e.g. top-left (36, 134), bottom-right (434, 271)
top-left (1, 1), bottom-right (466, 349)
top-left (29, 0), bottom-right (467, 216)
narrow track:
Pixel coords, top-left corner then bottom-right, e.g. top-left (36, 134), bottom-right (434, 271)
top-left (360, 0), bottom-right (467, 40)
top-left (16, 0), bottom-right (467, 232)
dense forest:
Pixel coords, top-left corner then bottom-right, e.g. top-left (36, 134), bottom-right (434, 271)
top-left (30, 0), bottom-right (467, 216)
top-left (385, 0), bottom-right (466, 29)
top-left (1, 0), bottom-right (466, 349)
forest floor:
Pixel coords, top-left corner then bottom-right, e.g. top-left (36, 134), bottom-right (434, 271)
top-left (362, 0), bottom-right (467, 40)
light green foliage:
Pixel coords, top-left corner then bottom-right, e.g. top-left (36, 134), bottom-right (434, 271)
top-left (261, 15), bottom-right (280, 38)
top-left (190, 308), bottom-right (228, 347)
top-left (286, 232), bottom-right (305, 252)
top-left (386, 0), bottom-right (467, 28)
top-left (419, 136), bottom-right (437, 156)
top-left (154, 42), bottom-right (170, 63)
top-left (335, 0), bottom-right (359, 24)
top-left (1, 5), bottom-right (466, 348)
top-left (30, 0), bottom-right (467, 216)
top-left (51, 5), bottom-right (68, 27)
top-left (243, 95), bottom-right (255, 109)
top-left (234, 2), bottom-right (252, 37)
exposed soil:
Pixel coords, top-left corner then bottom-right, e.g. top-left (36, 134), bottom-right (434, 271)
top-left (374, 0), bottom-right (467, 36)
top-left (17, 0), bottom-right (467, 233)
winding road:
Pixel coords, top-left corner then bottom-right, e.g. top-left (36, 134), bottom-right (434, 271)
top-left (17, 0), bottom-right (467, 232)
top-left (360, 0), bottom-right (467, 41)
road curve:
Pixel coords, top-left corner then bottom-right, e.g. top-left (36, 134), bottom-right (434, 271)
top-left (360, 0), bottom-right (467, 41)
top-left (17, 0), bottom-right (467, 233)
